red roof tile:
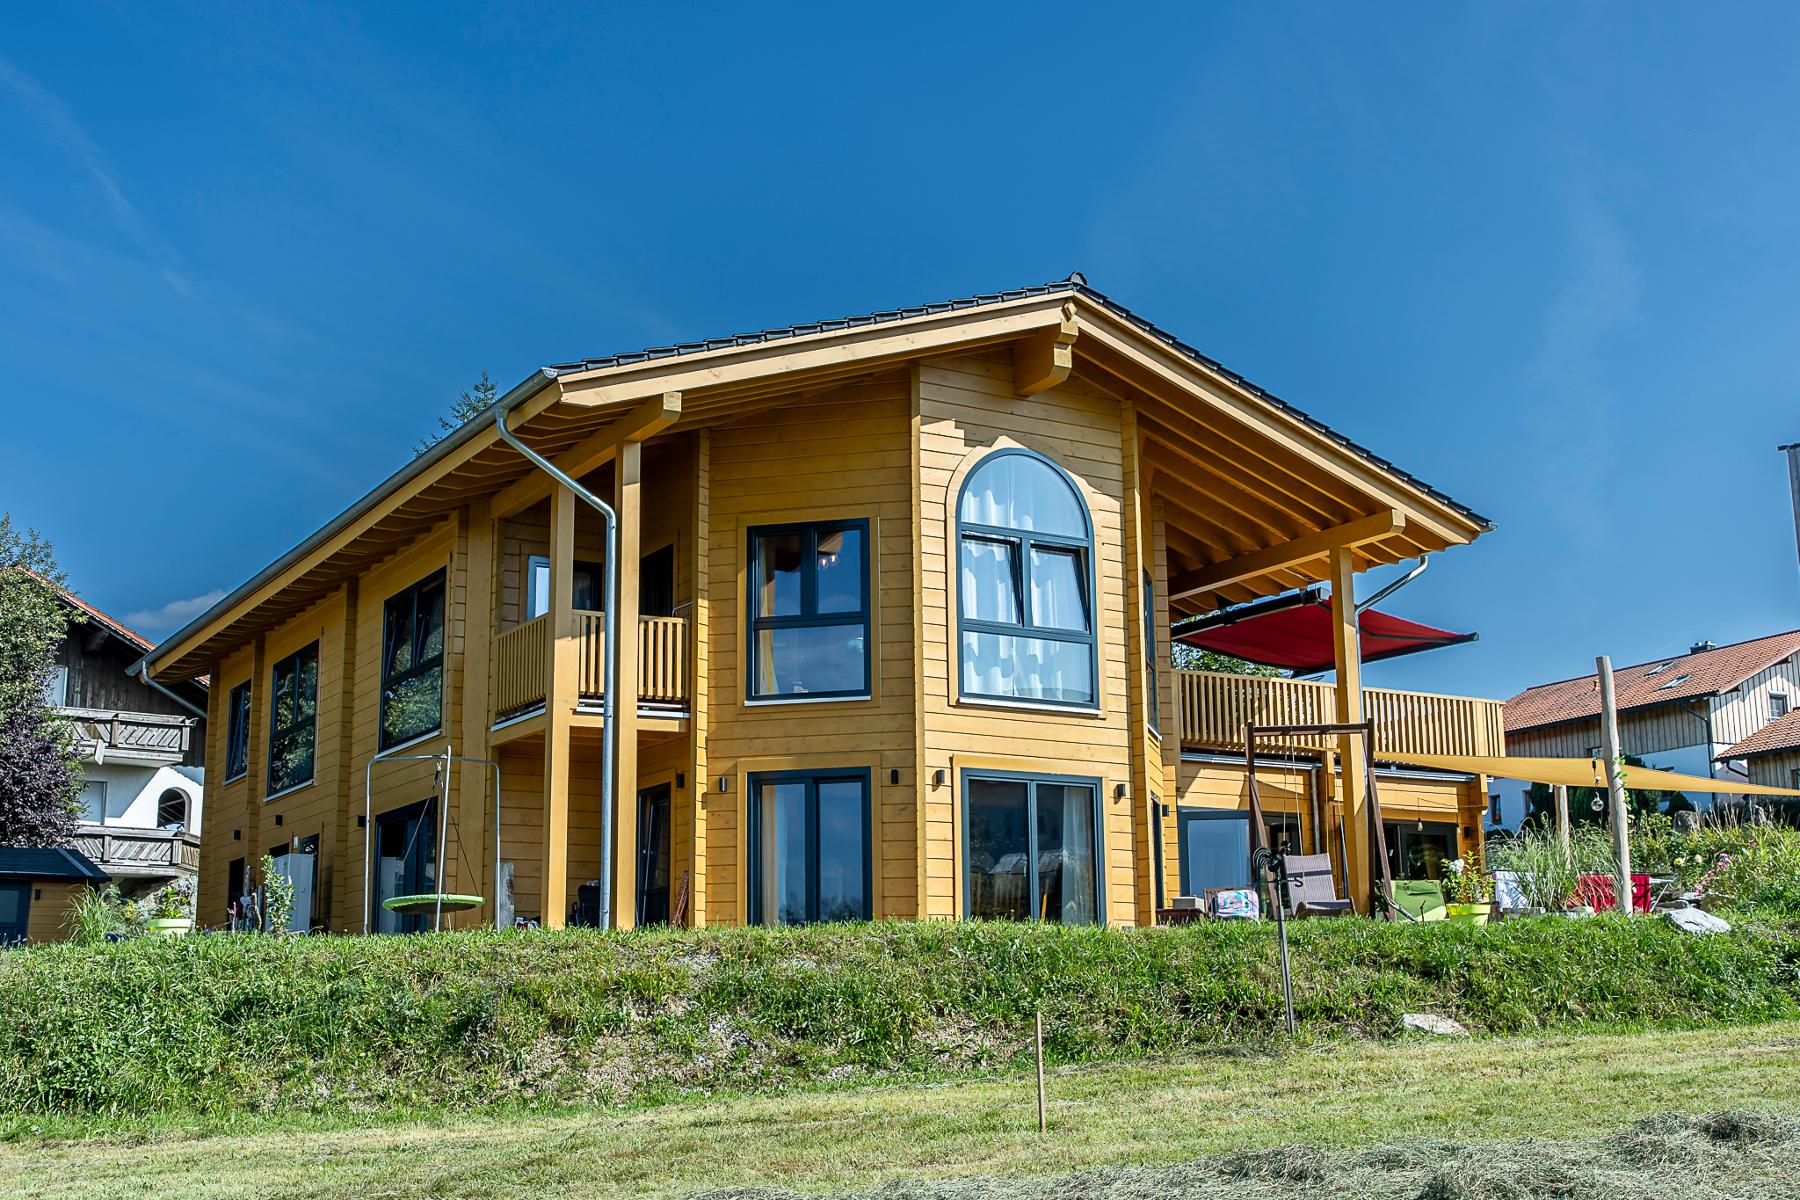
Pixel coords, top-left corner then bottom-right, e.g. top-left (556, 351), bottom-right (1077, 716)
top-left (1505, 629), bottom-right (1800, 734)
top-left (1719, 708), bottom-right (1800, 760)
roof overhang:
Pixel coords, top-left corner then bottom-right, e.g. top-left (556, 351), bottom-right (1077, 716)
top-left (143, 281), bottom-right (1492, 680)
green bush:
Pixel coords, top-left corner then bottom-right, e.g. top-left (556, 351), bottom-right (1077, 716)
top-left (3, 916), bottom-right (1797, 1119)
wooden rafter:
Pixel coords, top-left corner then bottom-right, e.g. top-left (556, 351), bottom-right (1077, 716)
top-left (490, 392), bottom-right (682, 519)
top-left (1013, 301), bottom-right (1079, 397)
top-left (1167, 510), bottom-right (1407, 603)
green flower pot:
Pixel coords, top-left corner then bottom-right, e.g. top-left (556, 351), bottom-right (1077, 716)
top-left (146, 917), bottom-right (192, 937)
top-left (1444, 903), bottom-right (1488, 926)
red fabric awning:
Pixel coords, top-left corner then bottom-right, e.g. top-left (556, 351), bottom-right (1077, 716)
top-left (1173, 588), bottom-right (1477, 674)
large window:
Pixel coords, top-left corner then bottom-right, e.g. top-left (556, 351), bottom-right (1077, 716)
top-left (1176, 808), bottom-right (1250, 898)
top-left (381, 571), bottom-right (446, 749)
top-left (957, 451), bottom-right (1096, 706)
top-left (225, 681), bottom-right (251, 781)
top-left (747, 520), bottom-right (869, 700)
top-left (373, 801), bottom-right (436, 934)
top-left (1142, 569), bottom-right (1159, 733)
top-left (747, 769), bottom-right (870, 925)
top-left (964, 771), bottom-right (1102, 925)
top-left (267, 642), bottom-right (319, 795)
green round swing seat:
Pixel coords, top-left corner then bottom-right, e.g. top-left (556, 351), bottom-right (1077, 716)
top-left (381, 893), bottom-right (486, 915)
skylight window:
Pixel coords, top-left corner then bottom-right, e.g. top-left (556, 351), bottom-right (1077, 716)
top-left (1656, 673), bottom-right (1691, 690)
top-left (1644, 662), bottom-right (1674, 677)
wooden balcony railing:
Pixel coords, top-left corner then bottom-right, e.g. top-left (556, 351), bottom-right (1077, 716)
top-left (53, 708), bottom-right (194, 762)
top-left (493, 611), bottom-right (691, 718)
top-left (68, 824), bottom-right (201, 876)
top-left (1177, 669), bottom-right (1505, 760)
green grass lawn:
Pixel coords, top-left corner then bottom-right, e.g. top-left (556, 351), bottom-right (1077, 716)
top-left (4, 1022), bottom-right (1798, 1199)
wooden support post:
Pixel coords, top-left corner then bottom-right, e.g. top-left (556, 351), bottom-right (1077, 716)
top-left (1596, 656), bottom-right (1634, 913)
top-left (540, 484), bottom-right (578, 929)
top-left (1553, 784), bottom-right (1571, 863)
top-left (688, 430), bottom-right (710, 927)
top-left (456, 502), bottom-right (495, 926)
top-left (1329, 548), bottom-right (1372, 914)
top-left (611, 440), bottom-right (644, 928)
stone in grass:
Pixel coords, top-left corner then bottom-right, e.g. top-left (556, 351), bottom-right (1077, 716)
top-left (1401, 1013), bottom-right (1469, 1037)
top-left (1664, 907), bottom-right (1730, 936)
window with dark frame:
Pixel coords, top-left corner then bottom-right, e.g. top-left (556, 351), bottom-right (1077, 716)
top-left (225, 680), bottom-right (251, 781)
top-left (1142, 568), bottom-right (1160, 733)
top-left (526, 556), bottom-right (604, 619)
top-left (267, 642), bottom-right (319, 795)
top-left (1176, 808), bottom-right (1251, 898)
top-left (380, 570), bottom-right (446, 749)
top-left (746, 769), bottom-right (871, 925)
top-left (746, 520), bottom-right (870, 700)
top-left (1772, 692), bottom-right (1791, 721)
top-left (956, 451), bottom-right (1097, 707)
top-left (963, 770), bottom-right (1103, 925)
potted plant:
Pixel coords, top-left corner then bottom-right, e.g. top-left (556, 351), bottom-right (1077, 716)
top-left (1442, 858), bottom-right (1492, 925)
top-left (146, 877), bottom-right (195, 936)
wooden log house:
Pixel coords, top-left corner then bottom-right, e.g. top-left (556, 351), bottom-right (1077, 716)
top-left (141, 277), bottom-right (1503, 931)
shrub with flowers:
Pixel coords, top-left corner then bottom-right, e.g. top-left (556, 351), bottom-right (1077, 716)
top-left (1441, 857), bottom-right (1493, 905)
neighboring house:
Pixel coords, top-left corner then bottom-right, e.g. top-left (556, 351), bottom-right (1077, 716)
top-left (1718, 709), bottom-right (1800, 803)
top-left (0, 847), bottom-right (107, 945)
top-left (42, 582), bottom-right (207, 898)
top-left (139, 276), bottom-right (1502, 934)
top-left (1501, 630), bottom-right (1800, 818)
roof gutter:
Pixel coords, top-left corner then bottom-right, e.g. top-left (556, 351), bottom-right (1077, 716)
top-left (130, 366), bottom-right (564, 684)
top-left (493, 392), bottom-right (620, 933)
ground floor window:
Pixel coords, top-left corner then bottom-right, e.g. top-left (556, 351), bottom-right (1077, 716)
top-left (373, 801), bottom-right (437, 934)
top-left (1176, 808), bottom-right (1250, 898)
top-left (636, 782), bottom-right (672, 926)
top-left (964, 772), bottom-right (1102, 925)
top-left (1385, 819), bottom-right (1457, 880)
top-left (0, 883), bottom-right (29, 945)
top-left (747, 769), bottom-right (870, 925)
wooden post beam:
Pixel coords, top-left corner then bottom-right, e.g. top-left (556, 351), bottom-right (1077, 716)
top-left (1167, 509), bottom-right (1405, 603)
top-left (610, 439), bottom-right (644, 929)
top-left (1329, 547), bottom-right (1373, 915)
top-left (540, 484), bottom-right (578, 929)
top-left (491, 392), bottom-right (682, 519)
top-left (1013, 302), bottom-right (1079, 397)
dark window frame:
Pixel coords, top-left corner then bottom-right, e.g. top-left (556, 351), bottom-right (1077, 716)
top-left (525, 555), bottom-right (605, 619)
top-left (1142, 568), bottom-right (1160, 734)
top-left (745, 518), bottom-right (872, 702)
top-left (959, 768), bottom-right (1106, 925)
top-left (745, 767), bottom-right (873, 925)
top-left (955, 449), bottom-right (1099, 709)
top-left (379, 569), bottom-right (447, 751)
top-left (225, 680), bottom-right (251, 781)
top-left (1175, 807), bottom-right (1251, 897)
top-left (266, 642), bottom-right (319, 795)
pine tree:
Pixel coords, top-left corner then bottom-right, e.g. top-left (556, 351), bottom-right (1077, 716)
top-left (413, 371), bottom-right (498, 456)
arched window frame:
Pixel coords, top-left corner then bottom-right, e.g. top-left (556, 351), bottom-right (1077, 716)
top-left (954, 448), bottom-right (1099, 709)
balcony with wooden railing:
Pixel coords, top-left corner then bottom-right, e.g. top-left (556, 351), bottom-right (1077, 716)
top-left (1177, 669), bottom-right (1505, 760)
top-left (492, 611), bottom-right (691, 719)
top-left (68, 823), bottom-right (201, 879)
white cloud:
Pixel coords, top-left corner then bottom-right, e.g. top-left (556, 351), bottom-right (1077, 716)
top-left (127, 590), bottom-right (226, 636)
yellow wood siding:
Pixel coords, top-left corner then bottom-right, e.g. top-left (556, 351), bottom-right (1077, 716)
top-left (24, 882), bottom-right (84, 944)
top-left (916, 353), bottom-right (1137, 923)
top-left (702, 374), bottom-right (917, 925)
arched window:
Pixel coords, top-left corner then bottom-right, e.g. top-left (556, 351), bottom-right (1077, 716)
top-left (157, 788), bottom-right (188, 830)
top-left (956, 450), bottom-right (1096, 706)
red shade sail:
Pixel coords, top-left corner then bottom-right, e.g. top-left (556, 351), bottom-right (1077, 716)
top-left (1173, 587), bottom-right (1476, 675)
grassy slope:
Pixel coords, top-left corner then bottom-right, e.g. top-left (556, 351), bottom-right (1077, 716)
top-left (3, 917), bottom-right (1797, 1118)
top-left (3, 1023), bottom-right (1798, 1199)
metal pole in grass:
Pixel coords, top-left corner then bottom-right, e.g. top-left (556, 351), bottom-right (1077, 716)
top-left (1034, 1010), bottom-right (1047, 1134)
top-left (1255, 846), bottom-right (1297, 1036)
top-left (1597, 657), bottom-right (1634, 914)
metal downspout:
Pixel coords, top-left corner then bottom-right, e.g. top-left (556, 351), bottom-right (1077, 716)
top-left (495, 405), bottom-right (620, 931)
top-left (131, 661), bottom-right (208, 720)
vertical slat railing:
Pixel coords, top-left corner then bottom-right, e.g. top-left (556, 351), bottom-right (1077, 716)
top-left (1177, 669), bottom-right (1506, 759)
top-left (491, 614), bottom-right (551, 716)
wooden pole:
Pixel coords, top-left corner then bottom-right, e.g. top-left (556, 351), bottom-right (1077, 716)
top-left (1328, 549), bottom-right (1372, 914)
top-left (1782, 442), bottom-right (1800, 576)
top-left (1553, 784), bottom-right (1571, 863)
top-left (1034, 1010), bottom-right (1046, 1134)
top-left (1596, 657), bottom-right (1634, 914)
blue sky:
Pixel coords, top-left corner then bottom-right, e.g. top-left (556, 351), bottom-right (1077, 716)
top-left (2, 3), bottom-right (1796, 701)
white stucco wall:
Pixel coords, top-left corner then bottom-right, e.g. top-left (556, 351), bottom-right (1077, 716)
top-left (77, 762), bottom-right (204, 834)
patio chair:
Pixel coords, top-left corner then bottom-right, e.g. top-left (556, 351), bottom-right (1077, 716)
top-left (1282, 853), bottom-right (1353, 917)
top-left (1391, 879), bottom-right (1447, 922)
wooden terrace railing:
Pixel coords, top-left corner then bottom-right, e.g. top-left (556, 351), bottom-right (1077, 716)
top-left (1177, 669), bottom-right (1505, 759)
top-left (493, 611), bottom-right (691, 718)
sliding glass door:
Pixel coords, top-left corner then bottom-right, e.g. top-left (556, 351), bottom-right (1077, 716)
top-left (964, 772), bottom-right (1102, 925)
top-left (748, 770), bottom-right (871, 925)
top-left (373, 800), bottom-right (437, 934)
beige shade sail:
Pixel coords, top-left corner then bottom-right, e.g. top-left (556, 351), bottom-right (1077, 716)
top-left (1381, 753), bottom-right (1800, 798)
